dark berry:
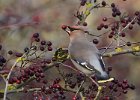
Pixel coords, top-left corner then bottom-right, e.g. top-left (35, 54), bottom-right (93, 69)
top-left (112, 7), bottom-right (117, 12)
top-left (116, 10), bottom-right (121, 16)
top-left (109, 84), bottom-right (114, 89)
top-left (123, 90), bottom-right (127, 94)
top-left (41, 40), bottom-right (46, 45)
top-left (83, 22), bottom-right (87, 26)
top-left (108, 34), bottom-right (113, 38)
top-left (135, 11), bottom-right (139, 16)
top-left (93, 39), bottom-right (99, 44)
top-left (102, 1), bottom-right (106, 6)
top-left (121, 32), bottom-right (126, 37)
top-left (132, 22), bottom-right (135, 26)
top-left (24, 47), bottom-right (29, 52)
top-left (33, 33), bottom-right (39, 38)
top-left (118, 82), bottom-right (122, 87)
top-left (111, 26), bottom-right (115, 31)
top-left (111, 3), bottom-right (115, 8)
top-left (126, 42), bottom-right (131, 46)
top-left (80, 0), bottom-right (87, 6)
top-left (15, 52), bottom-right (23, 57)
top-left (129, 25), bottom-right (133, 30)
top-left (122, 23), bottom-right (127, 27)
top-left (100, 23), bottom-right (104, 28)
top-left (40, 46), bottom-right (45, 51)
top-left (104, 25), bottom-right (108, 29)
top-left (123, 79), bottom-right (128, 84)
top-left (97, 26), bottom-right (102, 30)
top-left (0, 56), bottom-right (6, 63)
top-left (129, 84), bottom-right (135, 90)
top-left (108, 67), bottom-right (112, 71)
top-left (48, 46), bottom-right (52, 51)
top-left (110, 31), bottom-right (115, 35)
top-left (0, 62), bottom-right (3, 66)
top-left (47, 41), bottom-right (52, 46)
top-left (8, 50), bottom-right (13, 55)
top-left (112, 13), bottom-right (117, 17)
top-left (113, 88), bottom-right (118, 92)
top-left (35, 38), bottom-right (40, 42)
top-left (103, 17), bottom-right (107, 21)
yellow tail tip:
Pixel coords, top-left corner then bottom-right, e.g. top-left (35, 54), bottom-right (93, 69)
top-left (98, 78), bottom-right (114, 83)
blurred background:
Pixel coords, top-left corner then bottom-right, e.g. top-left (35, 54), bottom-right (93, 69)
top-left (0, 0), bottom-right (140, 100)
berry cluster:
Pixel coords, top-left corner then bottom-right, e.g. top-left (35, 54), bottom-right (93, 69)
top-left (32, 33), bottom-right (53, 51)
top-left (0, 55), bottom-right (6, 67)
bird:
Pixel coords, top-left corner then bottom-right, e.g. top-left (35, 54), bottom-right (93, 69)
top-left (62, 25), bottom-right (114, 83)
top-left (62, 25), bottom-right (114, 100)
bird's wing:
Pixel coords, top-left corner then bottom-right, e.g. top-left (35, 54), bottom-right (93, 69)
top-left (71, 55), bottom-right (101, 74)
top-left (69, 40), bottom-right (106, 74)
top-left (97, 54), bottom-right (106, 71)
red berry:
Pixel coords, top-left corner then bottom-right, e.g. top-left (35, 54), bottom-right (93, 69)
top-left (61, 25), bottom-right (67, 30)
top-left (121, 32), bottom-right (126, 37)
top-left (108, 34), bottom-right (113, 38)
top-left (123, 79), bottom-right (128, 84)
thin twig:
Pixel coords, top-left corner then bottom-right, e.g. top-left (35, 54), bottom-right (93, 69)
top-left (103, 49), bottom-right (140, 57)
top-left (74, 80), bottom-right (85, 98)
top-left (3, 54), bottom-right (26, 100)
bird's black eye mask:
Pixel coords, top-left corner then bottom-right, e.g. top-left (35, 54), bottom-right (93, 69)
top-left (64, 26), bottom-right (80, 35)
top-left (67, 26), bottom-right (81, 32)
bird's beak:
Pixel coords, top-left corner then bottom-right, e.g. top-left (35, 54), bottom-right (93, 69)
top-left (62, 25), bottom-right (80, 36)
top-left (61, 25), bottom-right (71, 35)
top-left (65, 28), bottom-right (71, 35)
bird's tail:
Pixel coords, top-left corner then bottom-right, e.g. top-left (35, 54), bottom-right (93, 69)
top-left (95, 71), bottom-right (110, 81)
